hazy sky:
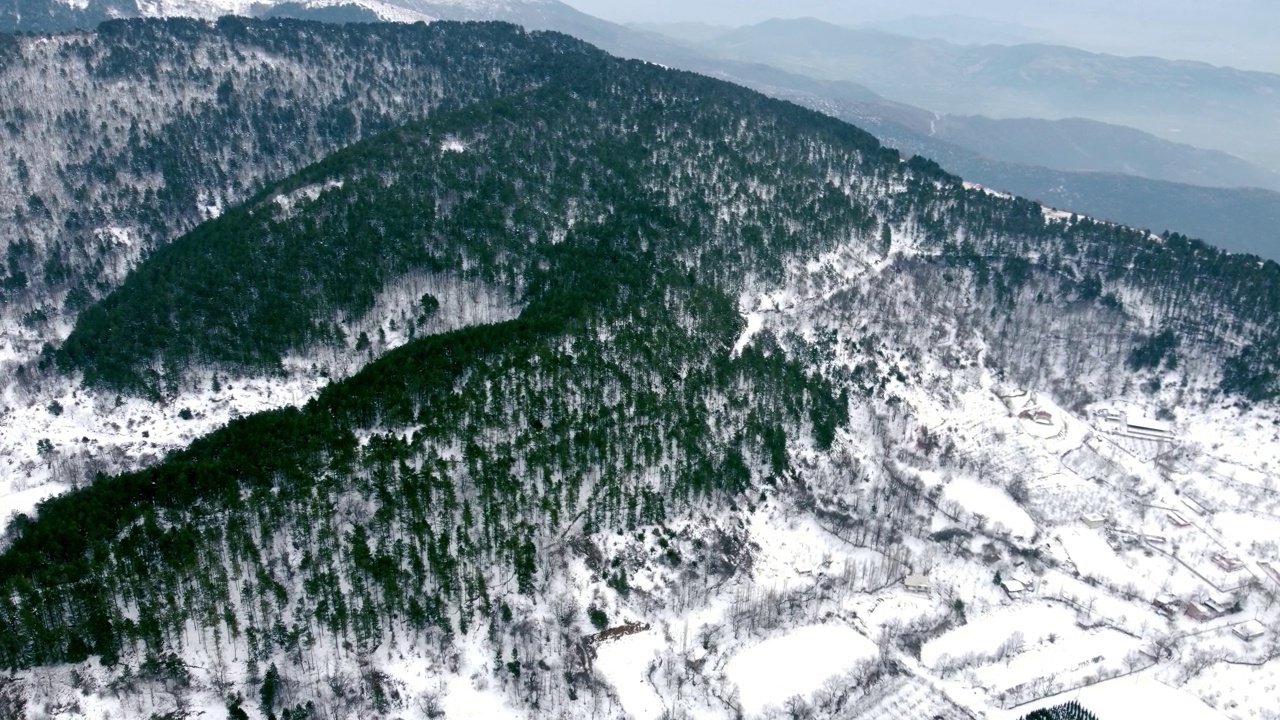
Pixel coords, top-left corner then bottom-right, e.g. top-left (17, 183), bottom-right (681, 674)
top-left (561, 0), bottom-right (1280, 73)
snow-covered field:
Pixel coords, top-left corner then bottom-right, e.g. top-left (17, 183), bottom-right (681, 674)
top-left (594, 630), bottom-right (667, 720)
top-left (922, 604), bottom-right (1077, 670)
top-left (723, 625), bottom-right (877, 716)
top-left (1184, 656), bottom-right (1280, 719)
top-left (970, 627), bottom-right (1140, 695)
top-left (1057, 527), bottom-right (1151, 593)
top-left (941, 475), bottom-right (1036, 538)
top-left (995, 676), bottom-right (1229, 720)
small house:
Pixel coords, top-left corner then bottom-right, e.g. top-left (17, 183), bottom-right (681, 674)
top-left (1082, 513), bottom-right (1106, 529)
top-left (1001, 578), bottom-right (1028, 596)
top-left (904, 575), bottom-right (931, 595)
top-left (1185, 603), bottom-right (1213, 622)
top-left (1211, 552), bottom-right (1244, 572)
top-left (1233, 620), bottom-right (1266, 642)
top-left (1122, 414), bottom-right (1174, 439)
top-left (1204, 591), bottom-right (1238, 616)
top-left (1033, 410), bottom-right (1053, 426)
top-left (1152, 594), bottom-right (1181, 616)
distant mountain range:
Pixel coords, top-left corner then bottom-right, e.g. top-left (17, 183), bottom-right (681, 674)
top-left (700, 18), bottom-right (1280, 174)
top-left (858, 13), bottom-right (1056, 47)
top-left (915, 115), bottom-right (1280, 193)
top-left (658, 60), bottom-right (1280, 258)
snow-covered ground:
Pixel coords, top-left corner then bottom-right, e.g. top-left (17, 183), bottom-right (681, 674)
top-left (994, 675), bottom-right (1229, 720)
top-left (941, 475), bottom-right (1037, 539)
top-left (922, 603), bottom-right (1077, 670)
top-left (1184, 655), bottom-right (1280, 719)
top-left (594, 630), bottom-right (667, 720)
top-left (723, 625), bottom-right (877, 716)
top-left (1057, 527), bottom-right (1153, 594)
top-left (0, 370), bottom-right (330, 527)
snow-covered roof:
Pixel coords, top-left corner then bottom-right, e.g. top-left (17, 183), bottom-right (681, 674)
top-left (1127, 415), bottom-right (1172, 433)
top-left (1232, 620), bottom-right (1266, 641)
top-left (1000, 579), bottom-right (1028, 593)
top-left (1208, 590), bottom-right (1237, 606)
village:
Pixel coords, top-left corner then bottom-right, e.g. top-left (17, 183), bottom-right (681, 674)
top-left (878, 393), bottom-right (1280, 718)
top-left (580, 380), bottom-right (1280, 720)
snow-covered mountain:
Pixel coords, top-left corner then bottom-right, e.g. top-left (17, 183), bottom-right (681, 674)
top-left (1, 22), bottom-right (1279, 720)
top-left (0, 0), bottom-right (575, 30)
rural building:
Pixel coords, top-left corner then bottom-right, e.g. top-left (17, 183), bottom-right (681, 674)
top-left (1204, 591), bottom-right (1238, 616)
top-left (1121, 414), bottom-right (1174, 439)
top-left (1145, 533), bottom-right (1167, 546)
top-left (1033, 410), bottom-right (1053, 425)
top-left (904, 575), bottom-right (931, 595)
top-left (1152, 594), bottom-right (1181, 616)
top-left (1082, 513), bottom-right (1106, 529)
top-left (1001, 578), bottom-right (1028, 596)
top-left (1167, 511), bottom-right (1191, 528)
top-left (1232, 620), bottom-right (1266, 642)
top-left (1211, 552), bottom-right (1244, 572)
top-left (1185, 602), bottom-right (1213, 622)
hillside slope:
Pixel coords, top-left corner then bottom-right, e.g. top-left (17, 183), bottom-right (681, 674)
top-left (4, 10), bottom-right (1279, 377)
top-left (0, 19), bottom-right (610, 362)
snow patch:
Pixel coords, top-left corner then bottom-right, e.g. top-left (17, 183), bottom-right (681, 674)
top-left (94, 226), bottom-right (135, 248)
top-left (272, 179), bottom-right (344, 218)
top-left (441, 136), bottom-right (469, 153)
top-left (732, 311), bottom-right (764, 356)
top-left (442, 674), bottom-right (522, 720)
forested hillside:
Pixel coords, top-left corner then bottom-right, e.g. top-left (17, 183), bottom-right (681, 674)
top-left (48, 45), bottom-right (1280, 405)
top-left (0, 19), bottom-right (603, 361)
